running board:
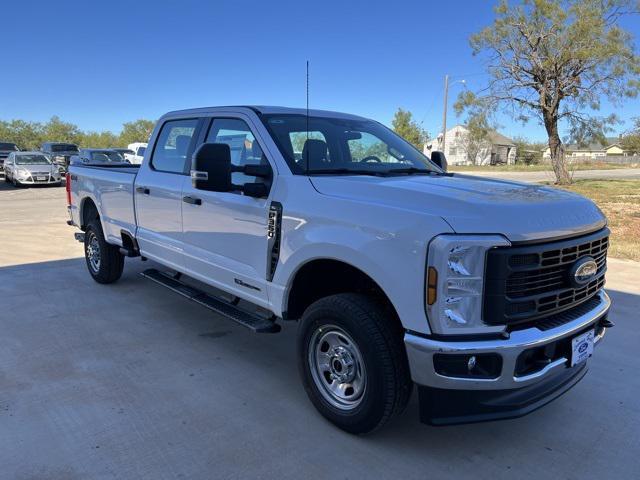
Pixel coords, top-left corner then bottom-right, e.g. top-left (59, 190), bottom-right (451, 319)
top-left (141, 269), bottom-right (281, 333)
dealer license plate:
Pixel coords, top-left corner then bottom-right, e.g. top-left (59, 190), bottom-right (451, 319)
top-left (36, 176), bottom-right (47, 181)
top-left (571, 329), bottom-right (594, 366)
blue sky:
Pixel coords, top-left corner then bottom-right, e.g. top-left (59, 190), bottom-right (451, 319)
top-left (1, 0), bottom-right (639, 142)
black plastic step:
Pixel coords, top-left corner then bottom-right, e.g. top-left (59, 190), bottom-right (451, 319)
top-left (141, 269), bottom-right (281, 333)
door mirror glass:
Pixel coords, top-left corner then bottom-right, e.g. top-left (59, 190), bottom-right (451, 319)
top-left (430, 151), bottom-right (448, 171)
top-left (191, 143), bottom-right (233, 192)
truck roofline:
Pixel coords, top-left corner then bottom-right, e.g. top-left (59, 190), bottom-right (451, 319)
top-left (160, 105), bottom-right (370, 121)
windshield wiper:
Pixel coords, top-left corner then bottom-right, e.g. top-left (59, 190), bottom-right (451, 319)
top-left (384, 167), bottom-right (441, 175)
top-left (306, 168), bottom-right (391, 177)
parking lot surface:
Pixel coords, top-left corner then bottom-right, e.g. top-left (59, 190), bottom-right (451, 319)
top-left (1, 182), bottom-right (639, 479)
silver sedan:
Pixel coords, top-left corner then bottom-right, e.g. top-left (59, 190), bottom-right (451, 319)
top-left (4, 152), bottom-right (63, 187)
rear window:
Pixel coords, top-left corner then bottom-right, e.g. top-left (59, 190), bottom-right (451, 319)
top-left (0, 143), bottom-right (18, 150)
top-left (150, 119), bottom-right (198, 174)
top-left (51, 144), bottom-right (79, 152)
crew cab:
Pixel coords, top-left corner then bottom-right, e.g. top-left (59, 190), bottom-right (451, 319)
top-left (67, 106), bottom-right (612, 433)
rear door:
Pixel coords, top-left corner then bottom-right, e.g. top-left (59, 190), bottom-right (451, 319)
top-left (134, 118), bottom-right (200, 270)
top-left (180, 115), bottom-right (274, 305)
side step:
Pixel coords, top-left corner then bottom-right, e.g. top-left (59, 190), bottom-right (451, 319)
top-left (141, 269), bottom-right (281, 333)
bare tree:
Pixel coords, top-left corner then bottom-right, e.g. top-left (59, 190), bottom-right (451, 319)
top-left (456, 0), bottom-right (640, 184)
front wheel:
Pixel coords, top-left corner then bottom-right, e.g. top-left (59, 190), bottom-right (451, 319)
top-left (297, 294), bottom-right (412, 434)
top-left (84, 220), bottom-right (124, 284)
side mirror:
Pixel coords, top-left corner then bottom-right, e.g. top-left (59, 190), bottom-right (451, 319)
top-left (430, 151), bottom-right (448, 172)
top-left (191, 143), bottom-right (272, 198)
top-left (192, 143), bottom-right (233, 192)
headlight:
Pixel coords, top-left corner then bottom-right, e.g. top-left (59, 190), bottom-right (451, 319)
top-left (426, 234), bottom-right (510, 335)
top-left (17, 168), bottom-right (29, 178)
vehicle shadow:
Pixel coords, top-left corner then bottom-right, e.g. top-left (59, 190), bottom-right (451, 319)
top-left (1, 257), bottom-right (638, 479)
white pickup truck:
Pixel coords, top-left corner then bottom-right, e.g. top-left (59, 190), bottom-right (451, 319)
top-left (67, 106), bottom-right (612, 433)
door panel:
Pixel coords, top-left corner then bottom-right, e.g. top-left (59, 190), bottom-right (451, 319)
top-left (135, 118), bottom-right (199, 270)
top-left (181, 188), bottom-right (271, 304)
top-left (135, 170), bottom-right (188, 270)
top-left (181, 117), bottom-right (272, 305)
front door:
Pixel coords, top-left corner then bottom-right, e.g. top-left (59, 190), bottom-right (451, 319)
top-left (135, 118), bottom-right (199, 270)
top-left (181, 116), bottom-right (273, 306)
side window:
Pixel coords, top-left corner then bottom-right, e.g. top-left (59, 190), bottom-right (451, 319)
top-left (206, 118), bottom-right (269, 184)
top-left (150, 119), bottom-right (198, 174)
top-left (137, 146), bottom-right (146, 157)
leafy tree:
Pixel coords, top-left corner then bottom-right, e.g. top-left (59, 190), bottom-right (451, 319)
top-left (82, 131), bottom-right (120, 149)
top-left (44, 116), bottom-right (82, 145)
top-left (119, 119), bottom-right (155, 146)
top-left (621, 117), bottom-right (640, 154)
top-left (0, 119), bottom-right (45, 150)
top-left (455, 0), bottom-right (640, 184)
top-left (512, 136), bottom-right (547, 164)
top-left (392, 108), bottom-right (428, 149)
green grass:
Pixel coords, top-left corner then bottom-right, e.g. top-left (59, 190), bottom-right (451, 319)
top-left (449, 162), bottom-right (636, 172)
top-left (548, 179), bottom-right (640, 261)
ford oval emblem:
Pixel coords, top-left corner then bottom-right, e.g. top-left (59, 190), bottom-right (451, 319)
top-left (569, 256), bottom-right (598, 287)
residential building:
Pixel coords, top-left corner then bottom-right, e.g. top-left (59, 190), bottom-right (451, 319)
top-left (542, 137), bottom-right (628, 159)
top-left (424, 125), bottom-right (517, 165)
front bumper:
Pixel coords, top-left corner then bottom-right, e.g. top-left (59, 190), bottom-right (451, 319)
top-left (15, 176), bottom-right (62, 185)
top-left (404, 290), bottom-right (611, 424)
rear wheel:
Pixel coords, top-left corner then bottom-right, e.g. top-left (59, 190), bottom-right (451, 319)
top-left (297, 293), bottom-right (412, 434)
top-left (84, 220), bottom-right (124, 284)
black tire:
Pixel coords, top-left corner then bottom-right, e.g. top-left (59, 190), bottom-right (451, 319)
top-left (297, 293), bottom-right (412, 434)
top-left (84, 220), bottom-right (124, 284)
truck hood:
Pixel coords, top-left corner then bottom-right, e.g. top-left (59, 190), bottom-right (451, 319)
top-left (310, 173), bottom-right (606, 242)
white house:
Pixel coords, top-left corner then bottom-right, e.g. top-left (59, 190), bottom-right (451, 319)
top-left (541, 137), bottom-right (628, 160)
top-left (424, 125), bottom-right (517, 165)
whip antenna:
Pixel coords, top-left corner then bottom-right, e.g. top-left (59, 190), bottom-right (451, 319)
top-left (306, 60), bottom-right (310, 175)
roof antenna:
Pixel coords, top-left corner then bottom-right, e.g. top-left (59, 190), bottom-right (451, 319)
top-left (306, 60), bottom-right (310, 175)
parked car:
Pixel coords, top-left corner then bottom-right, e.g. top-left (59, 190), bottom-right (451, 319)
top-left (110, 148), bottom-right (134, 162)
top-left (0, 142), bottom-right (20, 177)
top-left (41, 142), bottom-right (80, 173)
top-left (124, 142), bottom-right (147, 164)
top-left (73, 149), bottom-right (128, 164)
top-left (4, 151), bottom-right (62, 186)
top-left (67, 106), bottom-right (611, 433)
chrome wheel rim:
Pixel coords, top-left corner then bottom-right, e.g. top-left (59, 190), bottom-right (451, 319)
top-left (86, 233), bottom-right (101, 272)
top-left (308, 325), bottom-right (366, 410)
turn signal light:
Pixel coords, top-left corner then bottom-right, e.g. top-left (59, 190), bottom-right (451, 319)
top-left (427, 267), bottom-right (438, 305)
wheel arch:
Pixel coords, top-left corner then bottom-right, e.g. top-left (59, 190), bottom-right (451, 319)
top-left (284, 258), bottom-right (401, 326)
top-left (79, 196), bottom-right (100, 230)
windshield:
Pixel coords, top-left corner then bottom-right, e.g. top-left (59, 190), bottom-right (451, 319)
top-left (261, 114), bottom-right (441, 175)
top-left (90, 151), bottom-right (124, 163)
top-left (16, 154), bottom-right (51, 165)
top-left (0, 143), bottom-right (18, 151)
top-left (51, 144), bottom-right (79, 153)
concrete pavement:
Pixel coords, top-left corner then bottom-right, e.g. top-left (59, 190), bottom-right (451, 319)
top-left (456, 167), bottom-right (640, 183)
top-left (1, 182), bottom-right (639, 479)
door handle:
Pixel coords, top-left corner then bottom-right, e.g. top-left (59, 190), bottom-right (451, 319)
top-left (136, 186), bottom-right (150, 195)
top-left (183, 196), bottom-right (202, 206)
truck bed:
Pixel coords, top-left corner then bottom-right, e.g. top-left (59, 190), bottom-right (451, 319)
top-left (69, 163), bottom-right (139, 246)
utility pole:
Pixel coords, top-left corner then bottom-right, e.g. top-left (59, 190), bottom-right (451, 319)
top-left (441, 74), bottom-right (449, 153)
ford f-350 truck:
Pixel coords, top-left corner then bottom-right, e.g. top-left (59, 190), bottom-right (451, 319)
top-left (67, 106), bottom-right (612, 433)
